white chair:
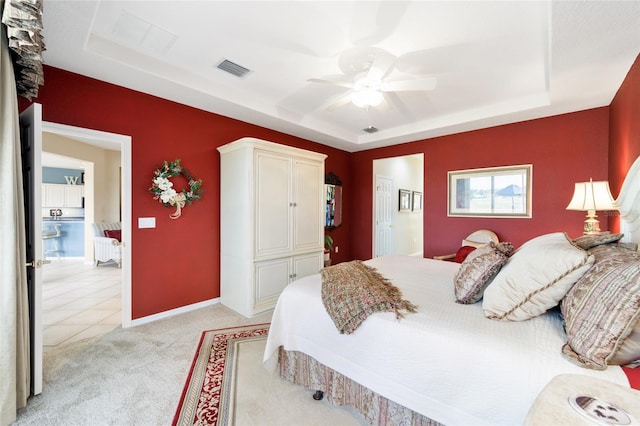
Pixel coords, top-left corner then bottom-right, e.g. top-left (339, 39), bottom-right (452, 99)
top-left (434, 229), bottom-right (499, 261)
top-left (92, 222), bottom-right (122, 267)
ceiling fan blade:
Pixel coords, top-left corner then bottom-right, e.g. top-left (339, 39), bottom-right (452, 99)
top-left (381, 78), bottom-right (437, 92)
top-left (307, 78), bottom-right (355, 90)
top-left (322, 92), bottom-right (353, 112)
top-left (367, 52), bottom-right (396, 81)
top-left (350, 1), bottom-right (410, 47)
top-left (395, 44), bottom-right (473, 75)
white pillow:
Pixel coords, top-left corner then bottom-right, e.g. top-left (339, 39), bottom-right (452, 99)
top-left (483, 232), bottom-right (594, 321)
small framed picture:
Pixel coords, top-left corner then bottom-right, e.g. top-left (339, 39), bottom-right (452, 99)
top-left (399, 189), bottom-right (411, 212)
top-left (412, 191), bottom-right (422, 211)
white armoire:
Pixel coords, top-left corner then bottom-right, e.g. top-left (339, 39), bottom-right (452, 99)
top-left (217, 137), bottom-right (327, 317)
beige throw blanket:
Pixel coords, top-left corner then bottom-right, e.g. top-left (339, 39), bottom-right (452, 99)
top-left (321, 260), bottom-right (418, 334)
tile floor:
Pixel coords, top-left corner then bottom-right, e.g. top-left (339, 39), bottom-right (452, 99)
top-left (42, 258), bottom-right (122, 351)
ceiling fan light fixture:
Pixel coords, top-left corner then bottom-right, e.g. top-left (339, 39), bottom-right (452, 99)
top-left (351, 88), bottom-right (383, 108)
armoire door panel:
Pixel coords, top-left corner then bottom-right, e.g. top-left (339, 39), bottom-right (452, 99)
top-left (293, 159), bottom-right (323, 251)
top-left (255, 151), bottom-right (292, 257)
top-left (254, 257), bottom-right (291, 310)
top-left (292, 252), bottom-right (323, 281)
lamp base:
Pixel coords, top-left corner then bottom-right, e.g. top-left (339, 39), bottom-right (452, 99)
top-left (583, 210), bottom-right (601, 235)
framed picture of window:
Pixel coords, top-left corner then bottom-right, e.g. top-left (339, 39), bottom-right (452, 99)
top-left (448, 165), bottom-right (532, 217)
top-left (399, 189), bottom-right (411, 212)
top-left (412, 191), bottom-right (422, 211)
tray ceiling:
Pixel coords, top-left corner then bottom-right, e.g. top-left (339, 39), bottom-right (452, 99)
top-left (42, 1), bottom-right (640, 152)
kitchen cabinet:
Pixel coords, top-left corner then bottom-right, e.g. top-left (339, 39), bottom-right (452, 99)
top-left (218, 137), bottom-right (326, 317)
top-left (42, 183), bottom-right (83, 207)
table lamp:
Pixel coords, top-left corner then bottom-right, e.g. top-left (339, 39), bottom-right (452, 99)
top-left (566, 178), bottom-right (616, 235)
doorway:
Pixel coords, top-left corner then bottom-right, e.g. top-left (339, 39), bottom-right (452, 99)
top-left (372, 154), bottom-right (424, 258)
top-left (40, 148), bottom-right (121, 350)
top-left (21, 104), bottom-right (132, 395)
top-left (40, 121), bottom-right (132, 331)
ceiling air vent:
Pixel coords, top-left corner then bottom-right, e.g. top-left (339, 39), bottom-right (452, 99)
top-left (217, 59), bottom-right (251, 78)
top-left (363, 126), bottom-right (379, 133)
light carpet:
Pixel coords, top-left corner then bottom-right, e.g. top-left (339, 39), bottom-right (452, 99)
top-left (12, 304), bottom-right (365, 425)
top-left (13, 305), bottom-right (271, 425)
top-left (173, 324), bottom-right (365, 426)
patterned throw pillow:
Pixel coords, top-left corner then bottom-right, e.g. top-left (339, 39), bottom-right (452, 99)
top-left (572, 232), bottom-right (624, 250)
top-left (454, 242), bottom-right (514, 304)
top-left (483, 232), bottom-right (594, 321)
top-left (561, 245), bottom-right (640, 370)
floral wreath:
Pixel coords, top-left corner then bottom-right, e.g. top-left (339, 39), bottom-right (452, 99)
top-left (149, 159), bottom-right (203, 219)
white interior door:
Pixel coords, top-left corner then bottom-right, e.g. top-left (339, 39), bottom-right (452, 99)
top-left (374, 175), bottom-right (393, 258)
top-left (20, 103), bottom-right (43, 395)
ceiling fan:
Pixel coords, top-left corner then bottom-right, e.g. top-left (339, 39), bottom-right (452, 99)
top-left (307, 47), bottom-right (438, 110)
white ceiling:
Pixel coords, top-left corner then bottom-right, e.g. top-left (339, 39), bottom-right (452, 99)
top-left (41, 1), bottom-right (640, 152)
top-left (41, 151), bottom-right (86, 169)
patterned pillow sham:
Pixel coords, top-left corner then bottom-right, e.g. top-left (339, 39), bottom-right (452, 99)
top-left (561, 245), bottom-right (640, 370)
top-left (454, 242), bottom-right (513, 304)
top-left (483, 232), bottom-right (594, 321)
top-left (573, 232), bottom-right (624, 250)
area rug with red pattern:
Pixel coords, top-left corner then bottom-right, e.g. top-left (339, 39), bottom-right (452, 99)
top-left (172, 324), bottom-right (270, 426)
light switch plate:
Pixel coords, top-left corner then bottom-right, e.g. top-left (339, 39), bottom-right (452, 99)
top-left (138, 217), bottom-right (156, 228)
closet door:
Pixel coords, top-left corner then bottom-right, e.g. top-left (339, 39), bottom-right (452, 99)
top-left (292, 158), bottom-right (323, 252)
top-left (254, 150), bottom-right (292, 258)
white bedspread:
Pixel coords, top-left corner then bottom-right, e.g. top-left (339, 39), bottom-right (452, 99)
top-left (264, 255), bottom-right (630, 425)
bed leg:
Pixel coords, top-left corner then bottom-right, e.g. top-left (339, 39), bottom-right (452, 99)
top-left (313, 390), bottom-right (324, 401)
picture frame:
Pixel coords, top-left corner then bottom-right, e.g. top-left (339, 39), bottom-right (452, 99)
top-left (412, 191), bottom-right (422, 211)
top-left (399, 189), bottom-right (411, 212)
top-left (448, 164), bottom-right (532, 217)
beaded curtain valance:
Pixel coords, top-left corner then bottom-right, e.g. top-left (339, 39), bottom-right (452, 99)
top-left (2, 0), bottom-right (45, 99)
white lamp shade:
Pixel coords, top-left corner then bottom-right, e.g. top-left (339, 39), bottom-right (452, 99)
top-left (566, 179), bottom-right (616, 211)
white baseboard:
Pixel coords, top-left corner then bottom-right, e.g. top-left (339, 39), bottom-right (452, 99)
top-left (408, 251), bottom-right (424, 257)
top-left (130, 297), bottom-right (220, 327)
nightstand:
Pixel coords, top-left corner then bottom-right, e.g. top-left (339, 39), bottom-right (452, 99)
top-left (525, 374), bottom-right (640, 425)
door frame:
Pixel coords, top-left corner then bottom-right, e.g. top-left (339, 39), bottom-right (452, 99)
top-left (41, 121), bottom-right (133, 327)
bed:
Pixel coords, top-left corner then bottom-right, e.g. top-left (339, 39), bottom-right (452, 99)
top-left (263, 158), bottom-right (640, 426)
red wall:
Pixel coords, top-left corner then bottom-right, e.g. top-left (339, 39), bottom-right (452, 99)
top-left (609, 54), bottom-right (640, 231)
top-left (350, 108), bottom-right (610, 260)
top-left (25, 54), bottom-right (639, 319)
top-left (26, 66), bottom-right (352, 319)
